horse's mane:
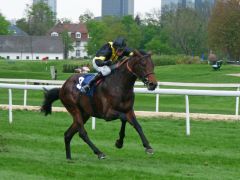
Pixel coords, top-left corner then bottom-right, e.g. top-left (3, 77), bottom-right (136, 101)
top-left (133, 49), bottom-right (148, 57)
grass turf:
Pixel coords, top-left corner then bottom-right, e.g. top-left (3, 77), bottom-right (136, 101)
top-left (0, 110), bottom-right (240, 179)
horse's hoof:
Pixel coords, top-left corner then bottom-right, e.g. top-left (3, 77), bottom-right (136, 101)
top-left (145, 148), bottom-right (154, 155)
top-left (115, 140), bottom-right (123, 149)
top-left (98, 153), bottom-right (106, 160)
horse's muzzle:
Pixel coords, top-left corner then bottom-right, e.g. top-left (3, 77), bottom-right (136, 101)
top-left (147, 82), bottom-right (157, 91)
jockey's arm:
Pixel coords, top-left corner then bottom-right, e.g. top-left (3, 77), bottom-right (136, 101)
top-left (94, 43), bottom-right (113, 67)
top-left (124, 47), bottom-right (134, 57)
top-left (95, 56), bottom-right (112, 67)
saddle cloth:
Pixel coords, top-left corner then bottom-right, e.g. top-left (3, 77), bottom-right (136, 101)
top-left (76, 74), bottom-right (97, 96)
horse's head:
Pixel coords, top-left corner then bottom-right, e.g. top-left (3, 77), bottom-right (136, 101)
top-left (127, 50), bottom-right (157, 91)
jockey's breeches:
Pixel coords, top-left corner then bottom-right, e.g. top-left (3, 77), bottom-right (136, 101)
top-left (92, 58), bottom-right (111, 76)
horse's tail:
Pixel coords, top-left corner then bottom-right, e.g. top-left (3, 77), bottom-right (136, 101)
top-left (41, 88), bottom-right (60, 116)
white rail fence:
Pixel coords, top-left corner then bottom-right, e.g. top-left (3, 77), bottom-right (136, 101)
top-left (1, 78), bottom-right (240, 113)
top-left (1, 80), bottom-right (240, 136)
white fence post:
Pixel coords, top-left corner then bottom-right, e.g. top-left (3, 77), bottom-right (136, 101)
top-left (156, 85), bottom-right (159, 112)
top-left (185, 95), bottom-right (190, 136)
top-left (235, 87), bottom-right (239, 119)
top-left (8, 89), bottom-right (13, 124)
top-left (24, 80), bottom-right (27, 107)
top-left (92, 117), bottom-right (96, 130)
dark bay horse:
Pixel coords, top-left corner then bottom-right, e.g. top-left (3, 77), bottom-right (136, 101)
top-left (41, 50), bottom-right (157, 159)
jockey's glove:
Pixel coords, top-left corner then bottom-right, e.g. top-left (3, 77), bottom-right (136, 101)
top-left (103, 60), bottom-right (112, 66)
top-left (95, 59), bottom-right (112, 67)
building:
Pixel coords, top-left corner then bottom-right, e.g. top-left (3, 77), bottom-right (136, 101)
top-left (102, 0), bottom-right (134, 17)
top-left (33, 0), bottom-right (57, 15)
top-left (0, 36), bottom-right (64, 60)
top-left (48, 23), bottom-right (88, 58)
top-left (162, 0), bottom-right (194, 12)
top-left (161, 0), bottom-right (215, 12)
top-left (195, 0), bottom-right (215, 11)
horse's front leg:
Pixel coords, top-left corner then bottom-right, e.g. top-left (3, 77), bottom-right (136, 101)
top-left (126, 110), bottom-right (153, 154)
top-left (115, 119), bottom-right (127, 149)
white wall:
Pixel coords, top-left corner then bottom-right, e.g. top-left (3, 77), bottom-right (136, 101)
top-left (0, 52), bottom-right (64, 60)
top-left (68, 41), bottom-right (88, 58)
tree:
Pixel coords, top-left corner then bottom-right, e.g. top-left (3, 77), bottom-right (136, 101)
top-left (79, 10), bottom-right (94, 23)
top-left (208, 0), bottom-right (240, 61)
top-left (16, 18), bottom-right (29, 34)
top-left (0, 13), bottom-right (10, 35)
top-left (61, 31), bottom-right (74, 59)
top-left (86, 16), bottom-right (142, 56)
top-left (162, 8), bottom-right (208, 55)
top-left (86, 20), bottom-right (107, 55)
top-left (17, 2), bottom-right (56, 35)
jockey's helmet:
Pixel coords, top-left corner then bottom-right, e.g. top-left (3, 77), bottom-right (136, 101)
top-left (113, 37), bottom-right (126, 50)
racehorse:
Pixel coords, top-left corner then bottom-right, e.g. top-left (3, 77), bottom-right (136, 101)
top-left (41, 50), bottom-right (158, 159)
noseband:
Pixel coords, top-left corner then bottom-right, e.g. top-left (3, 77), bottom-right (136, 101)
top-left (125, 55), bottom-right (155, 84)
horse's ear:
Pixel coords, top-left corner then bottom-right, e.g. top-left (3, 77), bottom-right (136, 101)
top-left (147, 51), bottom-right (152, 56)
top-left (133, 49), bottom-right (143, 57)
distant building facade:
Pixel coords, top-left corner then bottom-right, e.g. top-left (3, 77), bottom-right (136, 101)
top-left (102, 0), bottom-right (134, 17)
top-left (33, 0), bottom-right (57, 14)
top-left (161, 0), bottom-right (215, 12)
top-left (0, 36), bottom-right (64, 60)
top-left (195, 0), bottom-right (215, 11)
top-left (48, 23), bottom-right (88, 58)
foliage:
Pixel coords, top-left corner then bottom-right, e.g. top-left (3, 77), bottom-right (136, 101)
top-left (152, 55), bottom-right (201, 66)
top-left (79, 10), bottom-right (94, 23)
top-left (61, 31), bottom-right (74, 59)
top-left (161, 8), bottom-right (208, 56)
top-left (86, 16), bottom-right (142, 56)
top-left (208, 0), bottom-right (240, 61)
top-left (16, 18), bottom-right (28, 34)
top-left (16, 2), bottom-right (56, 35)
top-left (0, 13), bottom-right (10, 35)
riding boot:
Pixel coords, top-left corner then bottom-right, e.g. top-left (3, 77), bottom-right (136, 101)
top-left (81, 72), bottom-right (103, 93)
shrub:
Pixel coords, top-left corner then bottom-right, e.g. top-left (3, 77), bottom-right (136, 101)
top-left (152, 55), bottom-right (202, 66)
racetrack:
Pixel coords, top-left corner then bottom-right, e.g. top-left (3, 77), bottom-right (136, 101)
top-left (0, 104), bottom-right (238, 121)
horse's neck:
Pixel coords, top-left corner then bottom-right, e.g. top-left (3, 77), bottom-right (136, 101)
top-left (108, 63), bottom-right (136, 91)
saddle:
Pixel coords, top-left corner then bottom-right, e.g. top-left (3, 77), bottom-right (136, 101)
top-left (76, 74), bottom-right (102, 96)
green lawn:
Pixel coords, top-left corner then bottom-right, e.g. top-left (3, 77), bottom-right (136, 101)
top-left (1, 60), bottom-right (240, 179)
top-left (0, 110), bottom-right (240, 179)
top-left (1, 60), bottom-right (240, 114)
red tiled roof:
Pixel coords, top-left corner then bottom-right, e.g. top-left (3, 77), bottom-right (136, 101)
top-left (49, 23), bottom-right (88, 34)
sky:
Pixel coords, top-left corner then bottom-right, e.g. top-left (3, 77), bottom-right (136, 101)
top-left (0, 0), bottom-right (161, 22)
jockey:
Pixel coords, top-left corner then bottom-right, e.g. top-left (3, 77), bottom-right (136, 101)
top-left (81, 37), bottom-right (134, 93)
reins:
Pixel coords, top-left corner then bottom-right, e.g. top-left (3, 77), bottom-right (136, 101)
top-left (114, 54), bottom-right (154, 79)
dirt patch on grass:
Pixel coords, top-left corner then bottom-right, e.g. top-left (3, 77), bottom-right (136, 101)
top-left (0, 105), bottom-right (239, 121)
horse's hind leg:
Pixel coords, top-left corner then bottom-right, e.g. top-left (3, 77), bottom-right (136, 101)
top-left (64, 122), bottom-right (78, 159)
top-left (71, 109), bottom-right (105, 159)
top-left (78, 125), bottom-right (105, 159)
top-left (115, 119), bottom-right (126, 149)
top-left (126, 111), bottom-right (153, 154)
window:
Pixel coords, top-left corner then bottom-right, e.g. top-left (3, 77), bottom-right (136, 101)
top-left (76, 32), bottom-right (81, 38)
top-left (76, 50), bottom-right (80, 57)
top-left (55, 57), bottom-right (59, 60)
top-left (36, 56), bottom-right (39, 60)
top-left (51, 32), bottom-right (58, 36)
top-left (7, 56), bottom-right (10, 59)
top-left (16, 56), bottom-right (19, 59)
top-left (26, 56), bottom-right (29, 60)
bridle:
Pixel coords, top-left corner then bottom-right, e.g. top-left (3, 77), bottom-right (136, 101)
top-left (118, 55), bottom-right (155, 85)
